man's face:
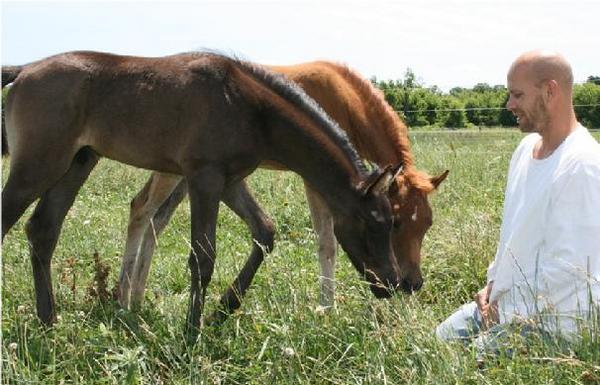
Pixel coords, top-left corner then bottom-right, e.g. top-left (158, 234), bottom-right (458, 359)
top-left (506, 67), bottom-right (549, 133)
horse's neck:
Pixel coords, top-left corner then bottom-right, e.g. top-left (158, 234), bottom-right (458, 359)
top-left (264, 115), bottom-right (362, 213)
top-left (347, 115), bottom-right (403, 166)
top-left (233, 60), bottom-right (365, 210)
top-left (272, 62), bottom-right (413, 170)
top-left (316, 66), bottom-right (413, 169)
top-left (348, 94), bottom-right (413, 168)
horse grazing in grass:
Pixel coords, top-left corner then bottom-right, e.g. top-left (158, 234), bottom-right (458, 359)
top-left (116, 61), bottom-right (449, 314)
top-left (1, 51), bottom-right (404, 332)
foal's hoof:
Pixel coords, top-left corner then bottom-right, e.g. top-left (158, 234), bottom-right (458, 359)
top-left (185, 312), bottom-right (204, 344)
top-left (205, 309), bottom-right (230, 327)
top-left (38, 313), bottom-right (57, 327)
top-left (185, 326), bottom-right (201, 345)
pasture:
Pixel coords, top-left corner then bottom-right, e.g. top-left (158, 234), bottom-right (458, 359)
top-left (2, 129), bottom-right (599, 384)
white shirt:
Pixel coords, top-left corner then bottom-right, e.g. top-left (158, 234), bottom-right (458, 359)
top-left (487, 124), bottom-right (600, 334)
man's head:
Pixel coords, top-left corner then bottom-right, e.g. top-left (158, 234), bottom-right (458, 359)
top-left (506, 50), bottom-right (574, 134)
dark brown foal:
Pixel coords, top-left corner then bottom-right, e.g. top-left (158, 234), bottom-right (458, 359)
top-left (2, 51), bottom-right (402, 335)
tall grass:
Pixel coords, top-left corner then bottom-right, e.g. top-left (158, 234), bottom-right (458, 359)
top-left (2, 130), bottom-right (599, 384)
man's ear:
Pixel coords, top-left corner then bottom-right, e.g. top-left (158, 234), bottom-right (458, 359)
top-left (543, 79), bottom-right (558, 103)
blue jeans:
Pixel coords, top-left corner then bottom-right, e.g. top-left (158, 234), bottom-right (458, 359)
top-left (435, 301), bottom-right (549, 358)
top-left (436, 301), bottom-right (484, 341)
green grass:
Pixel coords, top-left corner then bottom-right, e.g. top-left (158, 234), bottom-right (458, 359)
top-left (2, 129), bottom-right (599, 384)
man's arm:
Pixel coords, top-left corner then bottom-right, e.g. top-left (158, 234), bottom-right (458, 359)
top-left (541, 156), bottom-right (600, 310)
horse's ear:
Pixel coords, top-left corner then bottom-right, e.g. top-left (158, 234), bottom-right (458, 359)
top-left (430, 169), bottom-right (449, 189)
top-left (359, 163), bottom-right (403, 196)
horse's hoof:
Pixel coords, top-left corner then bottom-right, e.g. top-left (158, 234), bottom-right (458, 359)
top-left (205, 309), bottom-right (229, 327)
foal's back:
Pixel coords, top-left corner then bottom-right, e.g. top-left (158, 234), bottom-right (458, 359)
top-left (6, 52), bottom-right (263, 175)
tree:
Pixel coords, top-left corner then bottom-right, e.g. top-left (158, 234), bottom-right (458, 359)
top-left (587, 76), bottom-right (600, 86)
top-left (472, 83), bottom-right (492, 93)
top-left (373, 71), bottom-right (518, 129)
top-left (437, 97), bottom-right (467, 128)
top-left (574, 83), bottom-right (600, 128)
top-left (402, 68), bottom-right (419, 89)
top-left (449, 87), bottom-right (466, 96)
top-left (498, 93), bottom-right (517, 126)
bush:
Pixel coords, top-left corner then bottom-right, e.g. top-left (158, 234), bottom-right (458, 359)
top-left (375, 76), bottom-right (510, 129)
top-left (436, 97), bottom-right (466, 128)
top-left (574, 82), bottom-right (600, 128)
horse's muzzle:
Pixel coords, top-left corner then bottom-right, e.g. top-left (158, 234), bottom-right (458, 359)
top-left (400, 277), bottom-right (423, 294)
top-left (368, 277), bottom-right (401, 298)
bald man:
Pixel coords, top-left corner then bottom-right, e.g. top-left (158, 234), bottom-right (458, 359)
top-left (436, 51), bottom-right (600, 353)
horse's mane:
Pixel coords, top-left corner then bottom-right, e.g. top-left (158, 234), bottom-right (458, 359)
top-left (323, 63), bottom-right (435, 193)
top-left (227, 55), bottom-right (369, 177)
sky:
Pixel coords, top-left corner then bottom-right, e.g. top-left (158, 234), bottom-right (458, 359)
top-left (1, 0), bottom-right (599, 91)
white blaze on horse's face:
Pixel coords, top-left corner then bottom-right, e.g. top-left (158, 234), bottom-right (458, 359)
top-left (411, 206), bottom-right (418, 222)
top-left (370, 210), bottom-right (386, 223)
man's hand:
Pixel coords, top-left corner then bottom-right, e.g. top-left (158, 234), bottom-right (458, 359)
top-left (473, 282), bottom-right (498, 329)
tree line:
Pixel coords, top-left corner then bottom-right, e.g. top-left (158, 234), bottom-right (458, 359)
top-left (2, 72), bottom-right (600, 129)
top-left (372, 70), bottom-right (600, 129)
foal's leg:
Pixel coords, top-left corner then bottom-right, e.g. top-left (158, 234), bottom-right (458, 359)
top-left (118, 172), bottom-right (182, 309)
top-left (25, 148), bottom-right (99, 324)
top-left (1, 158), bottom-right (70, 239)
top-left (128, 178), bottom-right (188, 308)
top-left (2, 146), bottom-right (82, 239)
top-left (304, 184), bottom-right (337, 308)
top-left (207, 180), bottom-right (275, 325)
top-left (185, 167), bottom-right (225, 335)
top-left (2, 173), bottom-right (42, 239)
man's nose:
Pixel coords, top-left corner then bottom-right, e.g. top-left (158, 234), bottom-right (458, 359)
top-left (506, 96), bottom-right (516, 111)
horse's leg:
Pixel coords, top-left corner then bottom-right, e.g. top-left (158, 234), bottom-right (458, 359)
top-left (128, 178), bottom-right (188, 308)
top-left (118, 172), bottom-right (182, 309)
top-left (2, 144), bottom-right (83, 240)
top-left (304, 183), bottom-right (337, 308)
top-left (2, 172), bottom-right (42, 239)
top-left (25, 148), bottom-right (99, 324)
top-left (0, 157), bottom-right (70, 239)
top-left (207, 180), bottom-right (275, 325)
top-left (185, 167), bottom-right (225, 336)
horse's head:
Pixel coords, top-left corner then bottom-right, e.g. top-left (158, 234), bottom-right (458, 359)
top-left (332, 164), bottom-right (404, 298)
top-left (388, 169), bottom-right (449, 293)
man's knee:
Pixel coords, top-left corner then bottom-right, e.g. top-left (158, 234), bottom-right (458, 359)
top-left (435, 302), bottom-right (482, 341)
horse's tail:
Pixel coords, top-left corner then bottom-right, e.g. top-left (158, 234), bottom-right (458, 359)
top-left (2, 65), bottom-right (23, 88)
top-left (2, 111), bottom-right (7, 156)
top-left (2, 65), bottom-right (25, 156)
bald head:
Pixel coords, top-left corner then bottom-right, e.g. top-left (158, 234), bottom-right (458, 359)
top-left (509, 50), bottom-right (574, 94)
top-left (506, 50), bottom-right (578, 136)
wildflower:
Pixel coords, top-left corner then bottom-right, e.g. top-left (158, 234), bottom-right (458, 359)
top-left (282, 347), bottom-right (295, 357)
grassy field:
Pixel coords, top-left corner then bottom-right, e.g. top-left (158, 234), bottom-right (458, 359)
top-left (2, 129), bottom-right (599, 384)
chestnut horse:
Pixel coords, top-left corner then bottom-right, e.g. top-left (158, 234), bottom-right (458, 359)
top-left (116, 61), bottom-right (449, 314)
top-left (1, 51), bottom-right (404, 333)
